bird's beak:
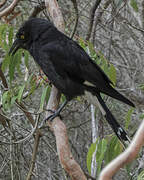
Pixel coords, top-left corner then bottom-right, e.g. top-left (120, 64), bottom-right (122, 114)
top-left (9, 39), bottom-right (20, 56)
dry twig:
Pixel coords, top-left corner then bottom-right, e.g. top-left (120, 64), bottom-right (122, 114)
top-left (0, 0), bottom-right (7, 8)
top-left (0, 0), bottom-right (21, 18)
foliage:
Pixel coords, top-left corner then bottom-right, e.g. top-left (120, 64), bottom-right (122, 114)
top-left (0, 11), bottom-right (141, 178)
top-left (138, 170), bottom-right (144, 180)
top-left (130, 0), bottom-right (139, 12)
top-left (79, 39), bottom-right (116, 85)
top-left (87, 136), bottom-right (123, 177)
top-left (82, 40), bottom-right (136, 178)
top-left (0, 24), bottom-right (50, 113)
top-left (87, 138), bottom-right (108, 176)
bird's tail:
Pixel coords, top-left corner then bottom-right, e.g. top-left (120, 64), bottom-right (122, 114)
top-left (85, 89), bottom-right (130, 145)
top-left (100, 85), bottom-right (135, 107)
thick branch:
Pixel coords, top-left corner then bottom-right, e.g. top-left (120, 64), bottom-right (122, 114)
top-left (45, 0), bottom-right (65, 32)
top-left (45, 86), bottom-right (86, 180)
top-left (99, 119), bottom-right (144, 180)
top-left (30, 2), bottom-right (46, 18)
top-left (44, 0), bottom-right (87, 179)
top-left (0, 0), bottom-right (21, 18)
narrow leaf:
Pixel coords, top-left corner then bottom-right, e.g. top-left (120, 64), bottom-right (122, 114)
top-left (8, 26), bottom-right (14, 47)
top-left (138, 170), bottom-right (144, 180)
top-left (2, 91), bottom-right (9, 105)
top-left (109, 64), bottom-right (116, 86)
top-left (130, 0), bottom-right (138, 12)
top-left (125, 108), bottom-right (134, 129)
top-left (96, 139), bottom-right (107, 175)
top-left (2, 54), bottom-right (10, 72)
top-left (17, 84), bottom-right (25, 102)
top-left (86, 141), bottom-right (98, 174)
top-left (39, 86), bottom-right (49, 111)
top-left (24, 51), bottom-right (29, 68)
top-left (105, 136), bottom-right (122, 164)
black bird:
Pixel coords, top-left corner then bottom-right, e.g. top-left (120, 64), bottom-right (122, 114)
top-left (9, 18), bottom-right (135, 143)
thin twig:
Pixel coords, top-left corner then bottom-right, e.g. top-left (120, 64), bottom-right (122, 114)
top-left (0, 0), bottom-right (21, 18)
top-left (86, 0), bottom-right (102, 41)
top-left (0, 0), bottom-right (7, 8)
top-left (26, 116), bottom-right (41, 180)
top-left (70, 0), bottom-right (79, 39)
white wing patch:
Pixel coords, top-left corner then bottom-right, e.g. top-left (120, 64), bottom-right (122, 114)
top-left (83, 81), bottom-right (95, 87)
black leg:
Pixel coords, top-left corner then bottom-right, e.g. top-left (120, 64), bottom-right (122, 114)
top-left (39, 100), bottom-right (68, 128)
top-left (46, 99), bottom-right (68, 121)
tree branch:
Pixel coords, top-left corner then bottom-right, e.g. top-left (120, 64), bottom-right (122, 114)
top-left (29, 2), bottom-right (46, 18)
top-left (99, 119), bottom-right (144, 180)
top-left (70, 0), bottom-right (79, 39)
top-left (44, 0), bottom-right (87, 179)
top-left (0, 0), bottom-right (7, 8)
top-left (86, 0), bottom-right (102, 41)
top-left (0, 0), bottom-right (21, 18)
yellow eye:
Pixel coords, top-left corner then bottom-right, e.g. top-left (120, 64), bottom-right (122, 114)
top-left (20, 35), bottom-right (25, 39)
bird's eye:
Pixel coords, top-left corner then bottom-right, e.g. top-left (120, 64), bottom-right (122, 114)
top-left (20, 34), bottom-right (25, 39)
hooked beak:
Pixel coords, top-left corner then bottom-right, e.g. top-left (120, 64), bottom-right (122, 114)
top-left (9, 39), bottom-right (21, 56)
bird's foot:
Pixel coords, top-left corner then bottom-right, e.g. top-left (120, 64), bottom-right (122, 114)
top-left (46, 109), bottom-right (62, 121)
top-left (39, 109), bottom-right (62, 128)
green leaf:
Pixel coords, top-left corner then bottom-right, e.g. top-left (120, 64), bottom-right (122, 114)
top-left (45, 86), bottom-right (51, 104)
top-left (15, 50), bottom-right (22, 75)
top-left (9, 50), bottom-right (22, 83)
top-left (125, 108), bottom-right (134, 129)
top-left (78, 38), bottom-right (86, 50)
top-left (109, 64), bottom-right (116, 86)
top-left (2, 91), bottom-right (11, 110)
top-left (29, 78), bottom-right (37, 95)
top-left (11, 96), bottom-right (17, 106)
top-left (0, 24), bottom-right (7, 50)
top-left (39, 86), bottom-right (49, 111)
top-left (2, 54), bottom-right (10, 72)
top-left (2, 91), bottom-right (9, 105)
top-left (96, 139), bottom-right (107, 175)
top-left (17, 85), bottom-right (25, 102)
top-left (24, 51), bottom-right (29, 68)
top-left (137, 170), bottom-right (144, 180)
top-left (9, 55), bottom-right (17, 82)
top-left (130, 0), bottom-right (138, 12)
top-left (86, 140), bottom-right (98, 174)
top-left (87, 41), bottom-right (95, 57)
top-left (139, 113), bottom-right (144, 120)
top-left (8, 26), bottom-right (14, 47)
top-left (105, 136), bottom-right (122, 164)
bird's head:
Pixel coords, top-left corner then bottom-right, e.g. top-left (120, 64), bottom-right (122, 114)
top-left (9, 27), bottom-right (30, 55)
top-left (9, 18), bottom-right (53, 56)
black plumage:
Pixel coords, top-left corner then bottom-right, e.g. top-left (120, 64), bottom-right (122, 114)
top-left (9, 18), bottom-right (135, 143)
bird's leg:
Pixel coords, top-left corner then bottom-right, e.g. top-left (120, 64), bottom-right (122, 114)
top-left (47, 99), bottom-right (68, 121)
top-left (39, 99), bottom-right (68, 128)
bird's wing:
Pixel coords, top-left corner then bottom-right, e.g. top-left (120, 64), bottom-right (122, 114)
top-left (39, 38), bottom-right (112, 88)
top-left (37, 39), bottom-right (134, 107)
top-left (34, 46), bottom-right (69, 93)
